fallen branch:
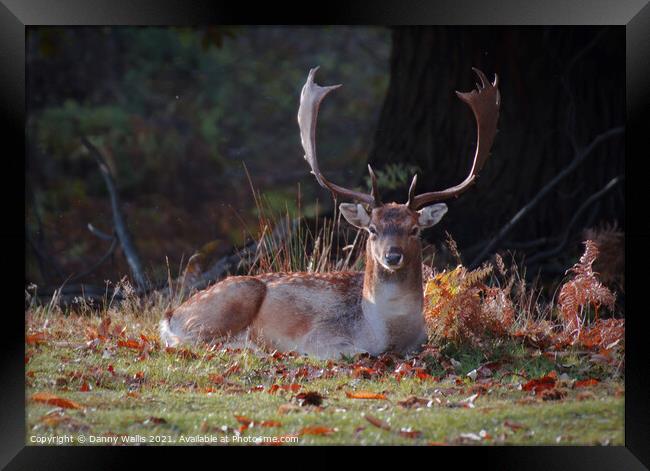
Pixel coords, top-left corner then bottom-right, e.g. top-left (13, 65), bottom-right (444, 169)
top-left (470, 126), bottom-right (624, 268)
top-left (67, 231), bottom-right (118, 284)
top-left (526, 176), bottom-right (623, 265)
top-left (82, 137), bottom-right (148, 292)
top-left (179, 217), bottom-right (299, 294)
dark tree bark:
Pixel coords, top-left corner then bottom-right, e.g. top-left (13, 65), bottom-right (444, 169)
top-left (368, 27), bottom-right (625, 264)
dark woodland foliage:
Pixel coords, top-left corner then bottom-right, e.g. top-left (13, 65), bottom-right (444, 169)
top-left (26, 26), bottom-right (624, 295)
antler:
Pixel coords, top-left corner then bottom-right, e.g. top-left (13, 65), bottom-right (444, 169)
top-left (298, 67), bottom-right (380, 207)
top-left (409, 67), bottom-right (500, 210)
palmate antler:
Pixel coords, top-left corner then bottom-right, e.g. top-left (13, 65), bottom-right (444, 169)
top-left (408, 67), bottom-right (501, 210)
top-left (297, 67), bottom-right (381, 207)
top-left (298, 66), bottom-right (500, 210)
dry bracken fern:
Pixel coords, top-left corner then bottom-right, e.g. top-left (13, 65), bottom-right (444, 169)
top-left (558, 240), bottom-right (616, 333)
top-left (424, 264), bottom-right (513, 348)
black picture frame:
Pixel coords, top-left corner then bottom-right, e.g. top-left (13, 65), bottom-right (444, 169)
top-left (4, 0), bottom-right (649, 467)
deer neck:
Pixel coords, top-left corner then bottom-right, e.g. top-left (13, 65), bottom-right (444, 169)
top-left (362, 242), bottom-right (423, 301)
top-left (360, 242), bottom-right (425, 353)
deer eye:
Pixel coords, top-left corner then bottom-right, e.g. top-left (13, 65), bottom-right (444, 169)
top-left (368, 226), bottom-right (378, 235)
top-left (410, 226), bottom-right (420, 236)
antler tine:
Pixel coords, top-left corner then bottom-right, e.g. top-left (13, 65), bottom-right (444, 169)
top-left (410, 67), bottom-right (500, 210)
top-left (298, 67), bottom-right (376, 207)
top-left (406, 174), bottom-right (418, 208)
top-left (367, 164), bottom-right (382, 206)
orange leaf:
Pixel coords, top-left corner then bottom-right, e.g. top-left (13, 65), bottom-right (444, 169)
top-left (80, 382), bottom-right (90, 392)
top-left (209, 374), bottom-right (225, 385)
top-left (98, 317), bottom-right (111, 337)
top-left (365, 414), bottom-right (391, 431)
top-left (31, 392), bottom-right (82, 409)
top-left (352, 366), bottom-right (376, 379)
top-left (269, 383), bottom-right (302, 393)
top-left (26, 332), bottom-right (47, 345)
top-left (522, 374), bottom-right (557, 395)
top-left (111, 323), bottom-right (127, 338)
top-left (345, 391), bottom-right (387, 400)
top-left (399, 428), bottom-right (422, 439)
top-left (298, 425), bottom-right (336, 436)
top-left (504, 419), bottom-right (526, 430)
top-left (117, 339), bottom-right (141, 350)
top-left (224, 363), bottom-right (241, 376)
top-left (234, 415), bottom-right (253, 426)
top-left (85, 326), bottom-right (99, 340)
top-left (574, 378), bottom-right (599, 388)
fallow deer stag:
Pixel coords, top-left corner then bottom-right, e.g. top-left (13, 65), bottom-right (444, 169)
top-left (160, 66), bottom-right (500, 358)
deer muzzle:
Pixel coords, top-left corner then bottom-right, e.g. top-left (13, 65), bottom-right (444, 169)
top-left (384, 247), bottom-right (404, 268)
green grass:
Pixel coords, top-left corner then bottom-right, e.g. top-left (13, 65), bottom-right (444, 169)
top-left (26, 310), bottom-right (623, 446)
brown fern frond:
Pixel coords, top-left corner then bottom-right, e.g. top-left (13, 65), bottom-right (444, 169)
top-left (558, 240), bottom-right (616, 333)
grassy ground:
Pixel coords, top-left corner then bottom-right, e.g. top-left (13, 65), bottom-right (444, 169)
top-left (25, 305), bottom-right (623, 446)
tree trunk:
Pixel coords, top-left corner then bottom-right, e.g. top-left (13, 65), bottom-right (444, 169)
top-left (368, 27), bottom-right (624, 262)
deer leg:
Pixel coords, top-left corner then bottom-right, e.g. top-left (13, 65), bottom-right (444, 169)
top-left (160, 277), bottom-right (267, 346)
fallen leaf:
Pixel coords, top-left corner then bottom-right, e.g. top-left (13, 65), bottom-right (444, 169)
top-left (98, 317), bottom-right (111, 337)
top-left (209, 374), bottom-right (225, 385)
top-left (576, 391), bottom-right (596, 401)
top-left (522, 373), bottom-right (557, 395)
top-left (224, 363), bottom-right (241, 376)
top-left (574, 378), bottom-right (599, 388)
top-left (345, 391), bottom-right (387, 400)
top-left (31, 392), bottom-right (82, 409)
top-left (352, 366), bottom-right (376, 379)
top-left (278, 403), bottom-right (302, 415)
top-left (80, 382), bottom-right (90, 392)
top-left (295, 391), bottom-right (325, 406)
top-left (398, 428), bottom-right (422, 439)
top-left (234, 415), bottom-right (253, 426)
top-left (117, 339), bottom-right (141, 350)
top-left (397, 396), bottom-right (431, 409)
top-left (143, 416), bottom-right (167, 425)
top-left (39, 413), bottom-right (68, 427)
top-left (298, 425), bottom-right (336, 436)
top-left (294, 366), bottom-right (310, 378)
top-left (111, 323), bottom-right (127, 338)
top-left (269, 383), bottom-right (301, 394)
top-left (504, 419), bottom-right (526, 431)
top-left (541, 388), bottom-right (567, 401)
top-left (364, 414), bottom-right (390, 431)
top-left (26, 332), bottom-right (48, 345)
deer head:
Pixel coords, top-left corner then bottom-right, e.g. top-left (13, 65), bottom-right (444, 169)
top-left (298, 66), bottom-right (500, 272)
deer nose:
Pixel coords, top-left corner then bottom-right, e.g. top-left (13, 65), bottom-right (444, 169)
top-left (384, 249), bottom-right (404, 267)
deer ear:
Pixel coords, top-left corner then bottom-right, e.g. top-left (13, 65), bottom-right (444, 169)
top-left (339, 203), bottom-right (370, 228)
top-left (417, 203), bottom-right (448, 228)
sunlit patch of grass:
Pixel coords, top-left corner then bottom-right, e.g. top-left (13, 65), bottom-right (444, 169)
top-left (26, 302), bottom-right (623, 446)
